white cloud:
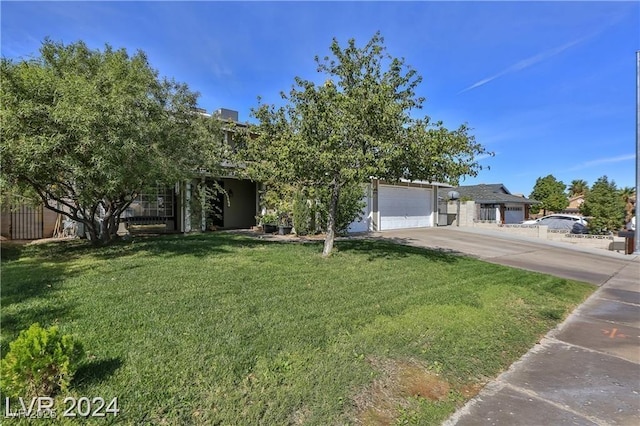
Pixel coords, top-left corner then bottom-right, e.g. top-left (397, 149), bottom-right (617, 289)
top-left (458, 36), bottom-right (589, 94)
top-left (568, 154), bottom-right (636, 171)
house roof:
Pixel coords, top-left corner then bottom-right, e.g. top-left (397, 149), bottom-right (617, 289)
top-left (452, 183), bottom-right (539, 204)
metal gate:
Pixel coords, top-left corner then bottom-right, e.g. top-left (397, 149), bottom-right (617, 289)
top-left (10, 204), bottom-right (44, 239)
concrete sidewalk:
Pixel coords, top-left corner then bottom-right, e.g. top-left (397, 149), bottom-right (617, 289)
top-left (444, 259), bottom-right (640, 425)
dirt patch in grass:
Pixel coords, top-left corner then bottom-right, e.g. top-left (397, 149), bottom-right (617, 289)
top-left (290, 405), bottom-right (311, 425)
top-left (353, 357), bottom-right (453, 425)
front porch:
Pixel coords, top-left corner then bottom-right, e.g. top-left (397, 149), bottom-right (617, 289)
top-left (178, 177), bottom-right (259, 233)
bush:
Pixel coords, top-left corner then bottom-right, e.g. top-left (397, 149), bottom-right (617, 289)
top-left (1, 323), bottom-right (85, 398)
top-left (259, 212), bottom-right (279, 225)
top-left (293, 190), bottom-right (312, 236)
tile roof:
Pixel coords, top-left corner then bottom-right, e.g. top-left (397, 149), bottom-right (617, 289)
top-left (450, 183), bottom-right (539, 204)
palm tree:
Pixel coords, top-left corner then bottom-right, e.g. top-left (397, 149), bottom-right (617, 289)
top-left (569, 179), bottom-right (589, 197)
top-left (619, 186), bottom-right (636, 222)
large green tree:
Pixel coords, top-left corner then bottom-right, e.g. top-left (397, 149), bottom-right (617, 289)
top-left (529, 175), bottom-right (568, 215)
top-left (1, 39), bottom-right (227, 243)
top-left (580, 177), bottom-right (625, 233)
top-left (241, 33), bottom-right (489, 256)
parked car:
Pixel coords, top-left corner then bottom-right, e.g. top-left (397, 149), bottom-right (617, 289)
top-left (522, 214), bottom-right (589, 234)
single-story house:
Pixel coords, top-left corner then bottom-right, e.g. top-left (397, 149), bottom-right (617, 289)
top-left (445, 183), bottom-right (538, 224)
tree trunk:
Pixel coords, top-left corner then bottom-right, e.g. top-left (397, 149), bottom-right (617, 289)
top-left (322, 177), bottom-right (341, 257)
top-left (99, 204), bottom-right (119, 245)
top-left (100, 214), bottom-right (111, 244)
top-left (84, 219), bottom-right (99, 243)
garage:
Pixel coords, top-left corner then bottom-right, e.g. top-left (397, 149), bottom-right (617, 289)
top-left (504, 205), bottom-right (524, 224)
top-left (379, 185), bottom-right (433, 230)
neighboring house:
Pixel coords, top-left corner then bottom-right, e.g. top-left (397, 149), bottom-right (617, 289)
top-left (445, 183), bottom-right (538, 224)
top-left (559, 195), bottom-right (585, 214)
top-left (348, 179), bottom-right (452, 232)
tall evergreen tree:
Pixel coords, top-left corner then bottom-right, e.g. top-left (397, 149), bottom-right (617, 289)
top-left (580, 176), bottom-right (625, 233)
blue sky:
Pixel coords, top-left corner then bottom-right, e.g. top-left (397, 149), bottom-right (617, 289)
top-left (2, 1), bottom-right (638, 195)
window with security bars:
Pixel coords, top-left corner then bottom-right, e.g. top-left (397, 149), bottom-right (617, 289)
top-left (126, 185), bottom-right (174, 217)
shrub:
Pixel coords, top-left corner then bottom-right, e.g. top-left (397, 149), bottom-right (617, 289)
top-left (259, 212), bottom-right (279, 225)
top-left (293, 190), bottom-right (312, 236)
top-left (1, 323), bottom-right (85, 398)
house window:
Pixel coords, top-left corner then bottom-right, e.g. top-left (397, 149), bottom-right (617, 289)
top-left (478, 204), bottom-right (497, 221)
top-left (126, 185), bottom-right (175, 218)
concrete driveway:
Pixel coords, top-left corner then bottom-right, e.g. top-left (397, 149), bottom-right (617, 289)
top-left (378, 226), bottom-right (640, 425)
top-left (377, 226), bottom-right (636, 285)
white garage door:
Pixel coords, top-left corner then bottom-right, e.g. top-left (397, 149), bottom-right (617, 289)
top-left (379, 185), bottom-right (432, 230)
top-left (504, 206), bottom-right (524, 224)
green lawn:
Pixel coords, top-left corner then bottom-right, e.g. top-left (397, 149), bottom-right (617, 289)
top-left (1, 233), bottom-right (594, 425)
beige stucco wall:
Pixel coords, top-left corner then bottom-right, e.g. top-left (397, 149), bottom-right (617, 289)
top-left (447, 200), bottom-right (475, 227)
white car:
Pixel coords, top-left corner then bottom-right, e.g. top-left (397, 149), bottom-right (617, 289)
top-left (522, 214), bottom-right (589, 233)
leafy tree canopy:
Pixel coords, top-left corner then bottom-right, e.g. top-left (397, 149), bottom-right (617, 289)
top-left (580, 176), bottom-right (626, 233)
top-left (1, 39), bottom-right (227, 243)
top-left (529, 174), bottom-right (568, 215)
top-left (240, 33), bottom-right (490, 256)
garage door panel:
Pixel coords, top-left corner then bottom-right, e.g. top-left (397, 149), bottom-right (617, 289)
top-left (504, 206), bottom-right (524, 224)
top-left (379, 185), bottom-right (432, 230)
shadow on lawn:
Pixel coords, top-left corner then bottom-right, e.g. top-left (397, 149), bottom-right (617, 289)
top-left (1, 261), bottom-right (72, 306)
top-left (75, 357), bottom-right (123, 390)
top-left (336, 237), bottom-right (462, 263)
top-left (1, 257), bottom-right (80, 353)
top-left (1, 233), bottom-right (277, 264)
